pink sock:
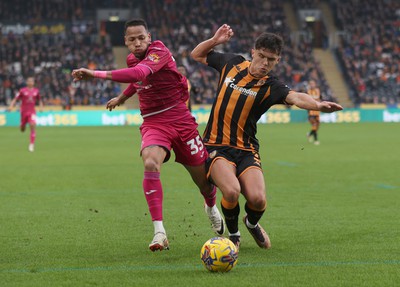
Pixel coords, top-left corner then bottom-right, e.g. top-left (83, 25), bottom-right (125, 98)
top-left (30, 130), bottom-right (36, 144)
top-left (143, 171), bottom-right (163, 221)
top-left (201, 185), bottom-right (217, 207)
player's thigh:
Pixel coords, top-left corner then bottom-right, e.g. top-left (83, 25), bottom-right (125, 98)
top-left (20, 113), bottom-right (29, 129)
top-left (142, 145), bottom-right (167, 165)
top-left (140, 123), bottom-right (172, 163)
top-left (210, 158), bottom-right (240, 198)
top-left (28, 114), bottom-right (37, 127)
top-left (239, 168), bottom-right (266, 205)
top-left (172, 126), bottom-right (205, 166)
top-left (315, 117), bottom-right (320, 127)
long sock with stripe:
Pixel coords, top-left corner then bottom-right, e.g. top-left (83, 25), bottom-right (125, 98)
top-left (143, 171), bottom-right (163, 221)
top-left (221, 198), bottom-right (240, 234)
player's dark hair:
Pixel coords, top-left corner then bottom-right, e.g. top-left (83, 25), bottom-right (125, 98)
top-left (124, 19), bottom-right (148, 34)
top-left (255, 32), bottom-right (284, 55)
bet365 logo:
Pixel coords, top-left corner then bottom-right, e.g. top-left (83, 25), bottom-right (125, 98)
top-left (0, 114), bottom-right (6, 126)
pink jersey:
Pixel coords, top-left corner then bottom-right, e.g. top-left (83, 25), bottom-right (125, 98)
top-left (15, 87), bottom-right (40, 114)
top-left (123, 40), bottom-right (189, 117)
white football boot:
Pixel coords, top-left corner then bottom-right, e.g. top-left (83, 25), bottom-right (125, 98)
top-left (149, 232), bottom-right (169, 251)
top-left (205, 205), bottom-right (225, 236)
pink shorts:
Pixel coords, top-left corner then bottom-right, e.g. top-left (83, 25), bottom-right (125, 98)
top-left (140, 112), bottom-right (207, 166)
top-left (21, 112), bottom-right (36, 127)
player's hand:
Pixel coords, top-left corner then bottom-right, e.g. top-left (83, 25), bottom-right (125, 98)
top-left (71, 68), bottom-right (94, 82)
top-left (212, 24), bottom-right (234, 45)
top-left (106, 97), bottom-right (122, 111)
top-left (318, 101), bottom-right (343, 113)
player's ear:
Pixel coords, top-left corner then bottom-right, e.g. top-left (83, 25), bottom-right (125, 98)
top-left (251, 48), bottom-right (255, 58)
top-left (148, 32), bottom-right (152, 42)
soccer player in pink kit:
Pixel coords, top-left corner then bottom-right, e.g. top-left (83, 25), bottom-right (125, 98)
top-left (8, 76), bottom-right (43, 152)
top-left (72, 19), bottom-right (224, 252)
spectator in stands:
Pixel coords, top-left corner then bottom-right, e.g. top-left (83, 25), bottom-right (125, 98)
top-left (1, 0), bottom-right (336, 107)
top-left (333, 0), bottom-right (399, 105)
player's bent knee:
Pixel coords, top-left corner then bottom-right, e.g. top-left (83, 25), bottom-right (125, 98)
top-left (143, 158), bottom-right (161, 172)
top-left (221, 187), bottom-right (240, 203)
top-left (249, 197), bottom-right (267, 211)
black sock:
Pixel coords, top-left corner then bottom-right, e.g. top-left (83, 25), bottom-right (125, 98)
top-left (245, 203), bottom-right (265, 226)
top-left (314, 132), bottom-right (318, 141)
top-left (221, 202), bottom-right (240, 234)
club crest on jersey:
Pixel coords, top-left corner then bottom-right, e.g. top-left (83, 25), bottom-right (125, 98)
top-left (148, 53), bottom-right (160, 63)
top-left (256, 79), bottom-right (266, 86)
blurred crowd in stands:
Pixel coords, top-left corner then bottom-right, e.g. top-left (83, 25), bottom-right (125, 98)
top-left (142, 0), bottom-right (335, 105)
top-left (0, 0), bottom-right (398, 108)
top-left (0, 20), bottom-right (121, 108)
top-left (332, 0), bottom-right (400, 106)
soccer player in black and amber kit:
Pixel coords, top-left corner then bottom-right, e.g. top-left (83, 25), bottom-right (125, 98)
top-left (307, 80), bottom-right (322, 145)
top-left (191, 24), bottom-right (342, 250)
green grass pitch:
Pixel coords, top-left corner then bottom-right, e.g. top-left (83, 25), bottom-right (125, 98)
top-left (1, 123), bottom-right (399, 286)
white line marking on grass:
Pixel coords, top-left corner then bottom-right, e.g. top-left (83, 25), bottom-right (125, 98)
top-left (376, 184), bottom-right (398, 189)
top-left (1, 260), bottom-right (399, 274)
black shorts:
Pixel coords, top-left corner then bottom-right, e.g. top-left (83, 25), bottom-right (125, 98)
top-left (308, 115), bottom-right (320, 122)
top-left (205, 145), bottom-right (262, 183)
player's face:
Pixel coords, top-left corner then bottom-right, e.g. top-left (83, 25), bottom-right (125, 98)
top-left (249, 48), bottom-right (280, 78)
top-left (26, 77), bottom-right (35, 87)
top-left (124, 25), bottom-right (151, 59)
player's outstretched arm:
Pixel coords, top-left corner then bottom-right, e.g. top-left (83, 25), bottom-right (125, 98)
top-left (7, 97), bottom-right (18, 111)
top-left (72, 68), bottom-right (111, 81)
top-left (317, 101), bottom-right (343, 113)
top-left (286, 91), bottom-right (343, 113)
top-left (191, 24), bottom-right (234, 64)
top-left (72, 65), bottom-right (151, 84)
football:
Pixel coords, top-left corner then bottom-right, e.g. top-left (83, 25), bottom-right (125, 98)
top-left (200, 237), bottom-right (238, 272)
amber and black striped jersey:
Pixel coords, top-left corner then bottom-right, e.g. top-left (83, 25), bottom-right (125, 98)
top-left (203, 51), bottom-right (291, 152)
top-left (307, 87), bottom-right (321, 117)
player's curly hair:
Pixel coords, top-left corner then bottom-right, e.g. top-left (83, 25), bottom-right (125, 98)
top-left (255, 32), bottom-right (284, 55)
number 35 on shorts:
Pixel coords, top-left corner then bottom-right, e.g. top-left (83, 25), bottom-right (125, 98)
top-left (186, 135), bottom-right (204, 155)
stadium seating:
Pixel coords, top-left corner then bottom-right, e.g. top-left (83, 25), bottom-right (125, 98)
top-left (1, 0), bottom-right (398, 107)
top-left (331, 0), bottom-right (400, 106)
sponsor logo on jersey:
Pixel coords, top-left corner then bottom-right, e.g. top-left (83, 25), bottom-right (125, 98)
top-left (225, 77), bottom-right (257, 98)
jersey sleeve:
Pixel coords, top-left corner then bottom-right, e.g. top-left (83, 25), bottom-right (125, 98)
top-left (123, 83), bottom-right (137, 97)
top-left (270, 79), bottom-right (291, 105)
top-left (206, 51), bottom-right (238, 73)
top-left (15, 89), bottom-right (22, 100)
top-left (137, 42), bottom-right (171, 74)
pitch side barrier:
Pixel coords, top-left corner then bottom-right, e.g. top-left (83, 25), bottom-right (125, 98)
top-left (1, 108), bottom-right (400, 127)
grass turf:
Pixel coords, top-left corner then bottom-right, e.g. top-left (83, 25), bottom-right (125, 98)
top-left (0, 123), bottom-right (399, 286)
